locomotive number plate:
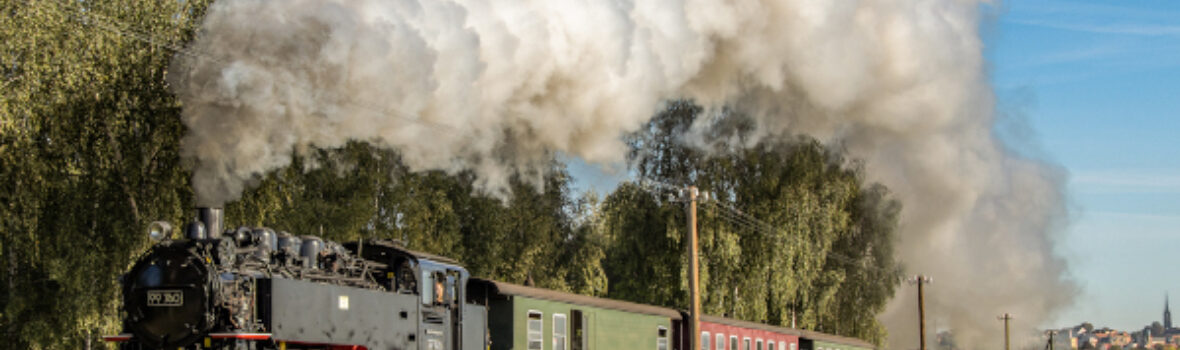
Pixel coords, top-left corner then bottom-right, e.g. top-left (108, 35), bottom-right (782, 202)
top-left (147, 290), bottom-right (183, 307)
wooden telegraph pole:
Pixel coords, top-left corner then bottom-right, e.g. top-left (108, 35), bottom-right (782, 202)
top-left (999, 313), bottom-right (1013, 350)
top-left (687, 186), bottom-right (701, 350)
top-left (907, 275), bottom-right (933, 350)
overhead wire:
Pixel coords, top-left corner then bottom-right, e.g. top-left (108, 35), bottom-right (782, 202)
top-left (701, 199), bottom-right (893, 273)
top-left (35, 0), bottom-right (210, 61)
top-left (637, 178), bottom-right (896, 275)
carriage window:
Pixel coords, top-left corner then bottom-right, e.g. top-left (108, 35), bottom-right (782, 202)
top-left (756, 339), bottom-right (763, 350)
top-left (789, 343), bottom-right (797, 350)
top-left (528, 311), bottom-right (544, 350)
top-left (716, 333), bottom-right (725, 350)
top-left (743, 337), bottom-right (751, 350)
top-left (769, 341), bottom-right (775, 350)
top-left (702, 332), bottom-right (711, 350)
top-left (730, 336), bottom-right (738, 350)
top-left (657, 326), bottom-right (668, 350)
top-left (554, 314), bottom-right (568, 350)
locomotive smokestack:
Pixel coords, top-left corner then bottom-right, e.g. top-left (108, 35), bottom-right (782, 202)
top-left (197, 207), bottom-right (223, 239)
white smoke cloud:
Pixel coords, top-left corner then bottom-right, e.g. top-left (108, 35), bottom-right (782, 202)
top-left (170, 0), bottom-right (1076, 347)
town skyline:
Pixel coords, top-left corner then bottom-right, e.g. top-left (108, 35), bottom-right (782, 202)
top-left (1043, 293), bottom-right (1180, 349)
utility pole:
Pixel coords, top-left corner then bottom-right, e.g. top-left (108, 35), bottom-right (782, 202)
top-left (687, 186), bottom-right (701, 350)
top-left (1045, 330), bottom-right (1057, 350)
top-left (999, 313), bottom-right (1013, 350)
top-left (907, 275), bottom-right (933, 350)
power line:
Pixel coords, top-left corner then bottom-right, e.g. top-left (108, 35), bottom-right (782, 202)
top-left (638, 178), bottom-right (898, 276)
top-left (36, 0), bottom-right (209, 61)
top-left (702, 199), bottom-right (889, 273)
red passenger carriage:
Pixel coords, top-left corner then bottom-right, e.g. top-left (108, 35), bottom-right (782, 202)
top-left (697, 315), bottom-right (799, 350)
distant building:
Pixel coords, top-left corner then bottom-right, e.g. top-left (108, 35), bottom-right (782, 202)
top-left (1163, 293), bottom-right (1180, 345)
top-left (1166, 293), bottom-right (1173, 330)
top-left (1091, 329), bottom-right (1131, 348)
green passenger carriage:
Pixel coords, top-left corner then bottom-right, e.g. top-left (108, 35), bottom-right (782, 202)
top-left (470, 279), bottom-right (681, 350)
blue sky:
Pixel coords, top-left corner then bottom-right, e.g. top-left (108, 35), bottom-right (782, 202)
top-left (569, 0), bottom-right (1180, 332)
top-left (987, 0), bottom-right (1180, 331)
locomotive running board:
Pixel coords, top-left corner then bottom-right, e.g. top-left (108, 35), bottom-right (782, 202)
top-left (101, 333), bottom-right (272, 342)
top-left (209, 332), bottom-right (273, 340)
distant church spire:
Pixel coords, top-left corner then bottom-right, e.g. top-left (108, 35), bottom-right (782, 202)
top-left (1166, 292), bottom-right (1173, 330)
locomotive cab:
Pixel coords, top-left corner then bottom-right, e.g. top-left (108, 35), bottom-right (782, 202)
top-left (349, 239), bottom-right (483, 350)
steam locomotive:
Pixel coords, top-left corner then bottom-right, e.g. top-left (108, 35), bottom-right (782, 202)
top-left (105, 208), bottom-right (875, 350)
top-left (106, 207), bottom-right (481, 349)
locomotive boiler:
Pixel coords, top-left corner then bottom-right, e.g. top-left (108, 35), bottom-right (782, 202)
top-left (106, 208), bottom-right (487, 350)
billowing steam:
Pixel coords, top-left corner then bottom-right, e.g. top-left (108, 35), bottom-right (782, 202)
top-left (170, 0), bottom-right (1076, 347)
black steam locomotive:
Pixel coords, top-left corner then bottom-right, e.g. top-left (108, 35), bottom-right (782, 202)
top-left (106, 208), bottom-right (486, 350)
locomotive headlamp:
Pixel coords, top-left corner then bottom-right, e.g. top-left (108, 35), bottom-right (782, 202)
top-left (148, 221), bottom-right (173, 242)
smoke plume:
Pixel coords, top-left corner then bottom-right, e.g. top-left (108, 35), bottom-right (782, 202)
top-left (170, 0), bottom-right (1076, 347)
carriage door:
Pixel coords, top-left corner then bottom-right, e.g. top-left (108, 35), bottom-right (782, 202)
top-left (571, 309), bottom-right (586, 350)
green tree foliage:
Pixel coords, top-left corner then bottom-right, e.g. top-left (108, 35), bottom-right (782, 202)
top-left (0, 1), bottom-right (210, 348)
top-left (600, 182), bottom-right (687, 307)
top-left (599, 102), bottom-right (902, 345)
top-left (559, 191), bottom-right (610, 297)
